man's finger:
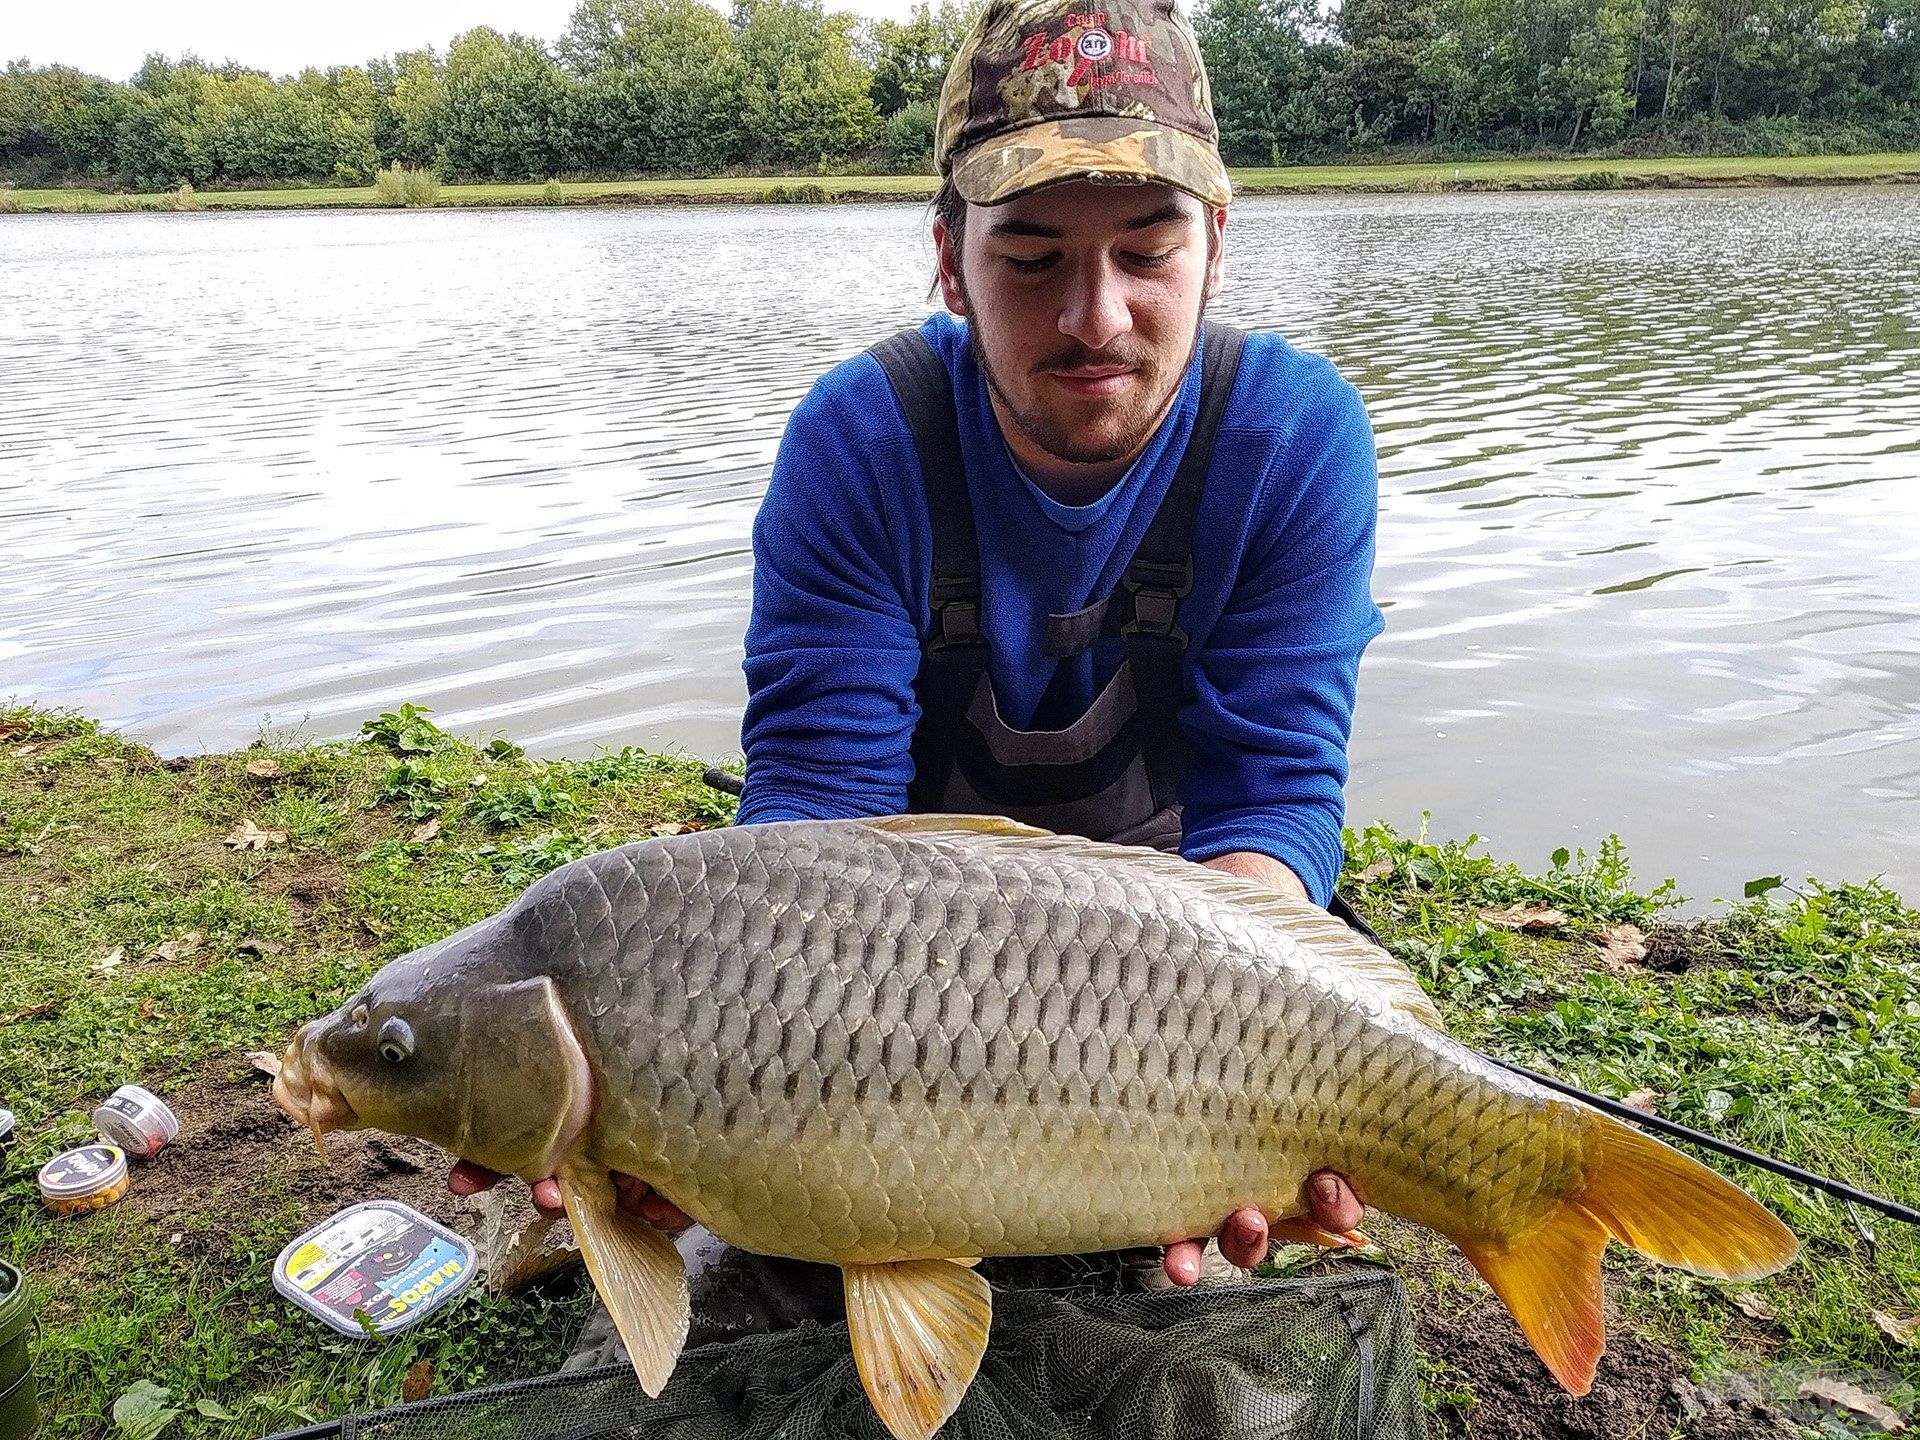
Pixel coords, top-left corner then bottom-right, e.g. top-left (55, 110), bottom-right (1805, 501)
top-left (531, 1177), bottom-right (565, 1214)
top-left (1307, 1170), bottom-right (1365, 1234)
top-left (448, 1160), bottom-right (504, 1196)
top-left (1162, 1238), bottom-right (1204, 1287)
top-left (1219, 1207), bottom-right (1269, 1269)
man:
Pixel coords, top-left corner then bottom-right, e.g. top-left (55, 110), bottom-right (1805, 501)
top-left (457, 0), bottom-right (1379, 1344)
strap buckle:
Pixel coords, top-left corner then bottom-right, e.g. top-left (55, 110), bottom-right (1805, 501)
top-left (928, 574), bottom-right (984, 652)
top-left (1122, 557), bottom-right (1193, 643)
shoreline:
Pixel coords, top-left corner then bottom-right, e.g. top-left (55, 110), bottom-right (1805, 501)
top-left (6, 150), bottom-right (1919, 214)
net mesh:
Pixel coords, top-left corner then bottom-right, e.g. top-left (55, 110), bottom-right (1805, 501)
top-left (280, 1269), bottom-right (1425, 1440)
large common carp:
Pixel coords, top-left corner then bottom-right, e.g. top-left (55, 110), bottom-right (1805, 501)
top-left (272, 815), bottom-right (1796, 1439)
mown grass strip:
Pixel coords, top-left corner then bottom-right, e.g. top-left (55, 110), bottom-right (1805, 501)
top-left (7, 150), bottom-right (1919, 213)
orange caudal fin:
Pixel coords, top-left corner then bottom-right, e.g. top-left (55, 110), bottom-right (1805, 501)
top-left (1573, 1114), bottom-right (1799, 1281)
top-left (1455, 1111), bottom-right (1800, 1396)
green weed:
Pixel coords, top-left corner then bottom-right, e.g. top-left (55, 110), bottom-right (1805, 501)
top-left (464, 774), bottom-right (581, 830)
top-left (360, 703), bottom-right (453, 755)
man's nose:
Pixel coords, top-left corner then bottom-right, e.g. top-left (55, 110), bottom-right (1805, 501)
top-left (1056, 259), bottom-right (1131, 351)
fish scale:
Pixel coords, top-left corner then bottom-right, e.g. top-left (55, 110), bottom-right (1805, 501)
top-left (520, 821), bottom-right (1580, 1264)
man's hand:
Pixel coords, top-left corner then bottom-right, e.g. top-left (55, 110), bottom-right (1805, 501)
top-left (448, 1160), bottom-right (694, 1232)
top-left (1161, 1171), bottom-right (1366, 1284)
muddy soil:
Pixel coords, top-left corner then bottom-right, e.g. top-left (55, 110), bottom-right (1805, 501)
top-left (125, 1067), bottom-right (541, 1259)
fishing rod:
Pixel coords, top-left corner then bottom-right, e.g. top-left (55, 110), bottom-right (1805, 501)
top-left (696, 770), bottom-right (1917, 1236)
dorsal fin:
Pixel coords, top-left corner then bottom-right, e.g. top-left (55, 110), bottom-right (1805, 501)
top-left (863, 813), bottom-right (1054, 839)
top-left (858, 814), bottom-right (1445, 1031)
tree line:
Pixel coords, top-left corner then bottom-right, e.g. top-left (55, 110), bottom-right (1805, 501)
top-left (2, 0), bottom-right (1915, 189)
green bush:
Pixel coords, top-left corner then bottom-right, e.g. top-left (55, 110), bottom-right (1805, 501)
top-left (374, 163), bottom-right (407, 206)
top-left (164, 181), bottom-right (199, 211)
top-left (542, 178), bottom-right (564, 204)
top-left (0, 190), bottom-right (22, 214)
top-left (1568, 169), bottom-right (1622, 190)
top-left (764, 182), bottom-right (830, 204)
top-left (401, 167), bottom-right (440, 206)
top-left (373, 163), bottom-right (439, 207)
top-left (883, 101), bottom-right (937, 172)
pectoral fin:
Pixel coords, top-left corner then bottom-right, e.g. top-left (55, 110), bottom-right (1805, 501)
top-left (844, 1258), bottom-right (994, 1440)
top-left (1268, 1216), bottom-right (1370, 1250)
top-left (559, 1170), bottom-right (689, 1396)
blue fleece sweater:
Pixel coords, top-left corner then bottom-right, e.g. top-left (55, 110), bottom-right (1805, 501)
top-left (737, 313), bottom-right (1384, 906)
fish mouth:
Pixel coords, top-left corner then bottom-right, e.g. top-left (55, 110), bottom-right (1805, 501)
top-left (271, 1021), bottom-right (362, 1160)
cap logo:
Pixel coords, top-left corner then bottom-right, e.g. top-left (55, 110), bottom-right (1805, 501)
top-left (1019, 12), bottom-right (1155, 89)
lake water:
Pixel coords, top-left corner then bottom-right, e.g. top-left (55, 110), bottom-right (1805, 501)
top-left (2, 188), bottom-right (1916, 904)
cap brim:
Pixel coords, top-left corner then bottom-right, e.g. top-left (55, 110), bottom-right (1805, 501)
top-left (950, 116), bottom-right (1232, 209)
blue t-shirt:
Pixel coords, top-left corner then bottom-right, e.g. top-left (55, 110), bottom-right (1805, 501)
top-left (737, 313), bottom-right (1384, 906)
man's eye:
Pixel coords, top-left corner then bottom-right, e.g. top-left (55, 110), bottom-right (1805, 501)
top-left (1126, 250), bottom-right (1176, 270)
top-left (1004, 254), bottom-right (1057, 274)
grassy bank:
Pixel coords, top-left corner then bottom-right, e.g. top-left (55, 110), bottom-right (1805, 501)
top-left (5, 150), bottom-right (1920, 213)
top-left (2, 702), bottom-right (1917, 1438)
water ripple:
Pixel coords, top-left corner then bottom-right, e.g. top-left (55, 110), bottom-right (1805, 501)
top-left (2, 189), bottom-right (1917, 902)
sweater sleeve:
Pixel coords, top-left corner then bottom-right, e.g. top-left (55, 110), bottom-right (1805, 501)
top-left (736, 365), bottom-right (925, 824)
top-left (1177, 369), bottom-right (1385, 905)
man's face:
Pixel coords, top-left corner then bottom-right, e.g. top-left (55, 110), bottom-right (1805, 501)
top-left (935, 180), bottom-right (1226, 484)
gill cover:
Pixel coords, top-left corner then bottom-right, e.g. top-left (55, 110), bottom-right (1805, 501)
top-left (450, 974), bottom-right (596, 1178)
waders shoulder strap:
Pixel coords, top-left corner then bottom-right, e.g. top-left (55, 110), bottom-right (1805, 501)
top-left (1117, 322), bottom-right (1248, 810)
top-left (868, 328), bottom-right (986, 808)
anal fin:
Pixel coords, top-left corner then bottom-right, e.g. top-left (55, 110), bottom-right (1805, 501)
top-left (1456, 1205), bottom-right (1610, 1396)
top-left (559, 1169), bottom-right (689, 1396)
top-left (844, 1257), bottom-right (994, 1440)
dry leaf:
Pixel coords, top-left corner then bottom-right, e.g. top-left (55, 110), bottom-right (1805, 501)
top-left (161, 756), bottom-right (193, 772)
top-left (4, 1000), bottom-right (60, 1024)
top-left (223, 818), bottom-right (288, 851)
top-left (236, 938), bottom-right (284, 957)
top-left (1356, 860), bottom-right (1395, 883)
top-left (245, 758), bottom-right (284, 780)
top-left (1622, 1088), bottom-right (1664, 1116)
top-left (410, 817), bottom-right (442, 843)
top-left (401, 1361), bottom-right (435, 1405)
top-left (1724, 1290), bottom-right (1777, 1321)
top-left (150, 930), bottom-right (205, 963)
top-left (1875, 1311), bottom-right (1920, 1348)
top-left (246, 1050), bottom-right (284, 1079)
top-left (650, 822), bottom-right (689, 837)
top-left (1798, 1377), bottom-right (1907, 1433)
top-left (1479, 905), bottom-right (1570, 932)
top-left (0, 721), bottom-right (27, 740)
top-left (11, 741), bottom-right (49, 758)
top-left (1907, 1086), bottom-right (1920, 1111)
top-left (94, 946), bottom-right (127, 976)
top-left (137, 997), bottom-right (160, 1020)
top-left (1595, 923), bottom-right (1648, 973)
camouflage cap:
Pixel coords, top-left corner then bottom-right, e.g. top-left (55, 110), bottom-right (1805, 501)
top-left (936, 0), bottom-right (1231, 209)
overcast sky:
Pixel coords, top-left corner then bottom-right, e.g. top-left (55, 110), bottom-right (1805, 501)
top-left (5, 0), bottom-right (920, 81)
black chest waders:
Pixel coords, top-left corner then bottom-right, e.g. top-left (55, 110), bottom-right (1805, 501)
top-left (870, 323), bottom-right (1381, 946)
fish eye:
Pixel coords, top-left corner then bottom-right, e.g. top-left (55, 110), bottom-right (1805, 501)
top-left (377, 1016), bottom-right (415, 1064)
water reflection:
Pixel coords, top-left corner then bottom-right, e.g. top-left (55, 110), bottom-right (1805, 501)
top-left (1, 188), bottom-right (1916, 902)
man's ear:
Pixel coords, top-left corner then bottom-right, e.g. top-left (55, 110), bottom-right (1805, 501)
top-left (933, 216), bottom-right (968, 317)
top-left (1203, 205), bottom-right (1227, 301)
